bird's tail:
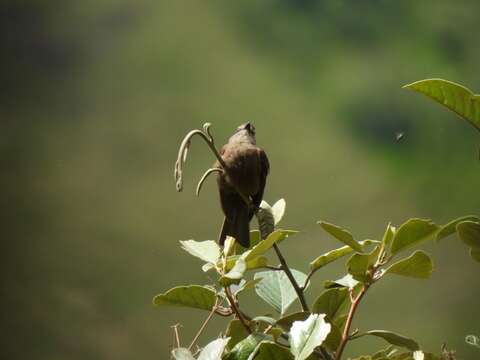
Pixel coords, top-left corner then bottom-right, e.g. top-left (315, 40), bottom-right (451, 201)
top-left (219, 206), bottom-right (250, 248)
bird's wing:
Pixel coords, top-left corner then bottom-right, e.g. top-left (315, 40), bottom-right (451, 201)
top-left (251, 148), bottom-right (269, 209)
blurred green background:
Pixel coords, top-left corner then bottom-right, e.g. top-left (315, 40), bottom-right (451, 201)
top-left (2, 1), bottom-right (479, 359)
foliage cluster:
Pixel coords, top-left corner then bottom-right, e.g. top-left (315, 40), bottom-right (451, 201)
top-left (155, 198), bottom-right (478, 360)
top-left (155, 79), bottom-right (480, 359)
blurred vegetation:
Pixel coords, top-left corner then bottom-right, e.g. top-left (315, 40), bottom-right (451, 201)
top-left (1, 1), bottom-right (479, 359)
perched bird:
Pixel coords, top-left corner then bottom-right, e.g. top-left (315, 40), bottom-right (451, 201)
top-left (215, 123), bottom-right (269, 247)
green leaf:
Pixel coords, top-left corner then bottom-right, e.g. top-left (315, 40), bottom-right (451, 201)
top-left (226, 320), bottom-right (249, 349)
top-left (322, 323), bottom-right (342, 352)
top-left (456, 221), bottom-right (480, 249)
top-left (272, 199), bottom-right (286, 226)
top-left (234, 278), bottom-right (263, 297)
top-left (347, 245), bottom-right (381, 282)
top-left (470, 248), bottom-right (480, 263)
top-left (386, 250), bottom-right (433, 279)
top-left (382, 222), bottom-right (396, 248)
top-left (436, 216), bottom-right (480, 241)
top-left (347, 254), bottom-right (371, 282)
top-left (252, 316), bottom-right (277, 326)
top-left (243, 230), bottom-right (298, 262)
top-left (201, 263), bottom-right (216, 272)
top-left (249, 230), bottom-right (262, 248)
top-left (219, 259), bottom-right (247, 286)
top-left (180, 240), bottom-right (220, 264)
top-left (254, 269), bottom-right (307, 315)
top-left (289, 314), bottom-right (331, 360)
top-left (153, 285), bottom-right (216, 311)
top-left (224, 333), bottom-right (269, 360)
top-left (318, 221), bottom-right (364, 253)
top-left (324, 314), bottom-right (347, 352)
top-left (266, 328), bottom-right (284, 342)
top-left (172, 348), bottom-right (196, 360)
top-left (386, 351), bottom-right (441, 360)
top-left (312, 288), bottom-right (349, 322)
top-left (324, 274), bottom-right (359, 290)
top-left (391, 219), bottom-right (439, 255)
top-left (362, 330), bottom-right (420, 351)
top-left (235, 230), bottom-right (262, 253)
top-left (240, 256), bottom-right (269, 271)
top-left (403, 78), bottom-right (480, 131)
top-left (249, 317), bottom-right (282, 340)
top-left (198, 338), bottom-right (230, 360)
top-left (309, 240), bottom-right (378, 272)
top-left (203, 254), bottom-right (268, 273)
top-left (258, 201), bottom-right (276, 239)
top-left (276, 312), bottom-right (311, 330)
top-left (371, 345), bottom-right (395, 359)
top-left (386, 353), bottom-right (410, 360)
top-left (250, 341), bottom-right (293, 359)
top-left (310, 245), bottom-right (355, 271)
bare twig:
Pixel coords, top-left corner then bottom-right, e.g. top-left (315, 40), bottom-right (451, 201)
top-left (214, 306), bottom-right (234, 317)
top-left (334, 261), bottom-right (386, 360)
top-left (224, 286), bottom-right (251, 334)
top-left (196, 167), bottom-right (223, 197)
top-left (188, 298), bottom-right (219, 351)
top-left (302, 268), bottom-right (316, 290)
top-left (335, 285), bottom-right (368, 360)
top-left (171, 323), bottom-right (181, 348)
top-left (174, 123), bottom-right (226, 192)
top-left (263, 324), bottom-right (274, 334)
top-left (273, 243), bottom-right (310, 312)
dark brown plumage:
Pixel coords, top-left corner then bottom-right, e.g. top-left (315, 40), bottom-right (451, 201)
top-left (215, 123), bottom-right (269, 247)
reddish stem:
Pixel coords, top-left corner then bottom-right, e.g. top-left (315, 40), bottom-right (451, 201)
top-left (335, 284), bottom-right (369, 360)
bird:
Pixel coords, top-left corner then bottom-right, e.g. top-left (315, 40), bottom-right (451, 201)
top-left (215, 122), bottom-right (269, 248)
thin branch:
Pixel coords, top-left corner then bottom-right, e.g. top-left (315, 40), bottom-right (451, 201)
top-left (196, 167), bottom-right (223, 197)
top-left (335, 285), bottom-right (368, 360)
top-left (224, 286), bottom-right (251, 334)
top-left (175, 123), bottom-right (226, 192)
top-left (273, 243), bottom-right (310, 312)
top-left (188, 298), bottom-right (219, 351)
top-left (263, 324), bottom-right (274, 334)
top-left (214, 306), bottom-right (233, 317)
top-left (302, 268), bottom-right (317, 290)
top-left (171, 323), bottom-right (181, 348)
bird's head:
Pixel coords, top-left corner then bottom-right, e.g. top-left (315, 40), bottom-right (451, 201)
top-left (236, 122), bottom-right (256, 136)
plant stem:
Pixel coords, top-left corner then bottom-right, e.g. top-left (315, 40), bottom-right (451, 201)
top-left (171, 323), bottom-right (182, 348)
top-left (174, 124), bottom-right (228, 192)
top-left (188, 298), bottom-right (219, 351)
top-left (214, 306), bottom-right (233, 316)
top-left (335, 284), bottom-right (369, 360)
top-left (224, 286), bottom-right (251, 334)
top-left (273, 243), bottom-right (310, 312)
top-left (196, 167), bottom-right (223, 197)
top-left (302, 268), bottom-right (316, 290)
